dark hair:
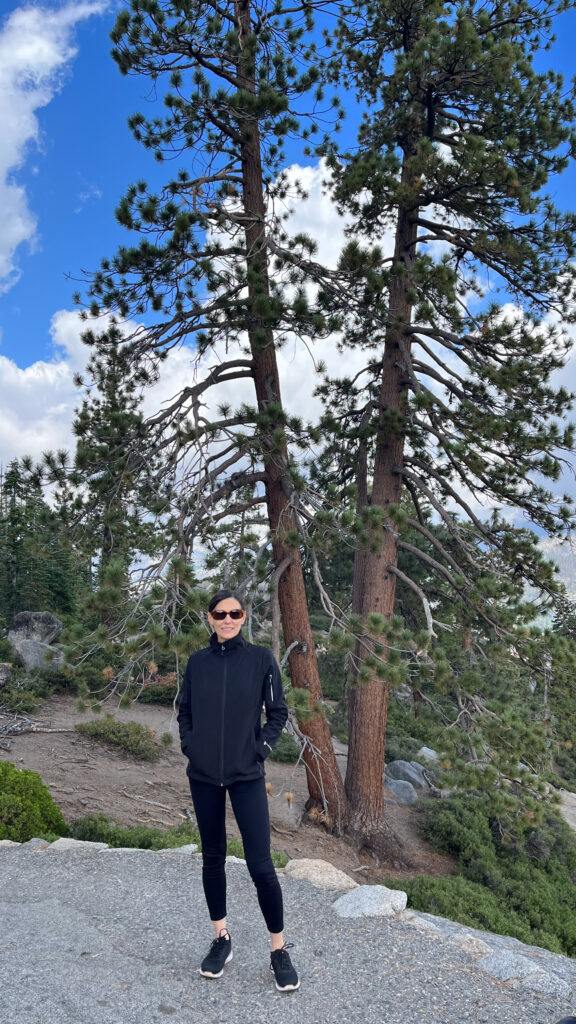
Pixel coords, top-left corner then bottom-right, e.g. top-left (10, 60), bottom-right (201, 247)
top-left (208, 589), bottom-right (245, 614)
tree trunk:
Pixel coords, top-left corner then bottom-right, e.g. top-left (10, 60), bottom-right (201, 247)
top-left (345, 152), bottom-right (419, 843)
top-left (235, 0), bottom-right (349, 832)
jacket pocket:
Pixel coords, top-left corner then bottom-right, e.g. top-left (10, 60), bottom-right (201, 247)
top-left (180, 731), bottom-right (193, 759)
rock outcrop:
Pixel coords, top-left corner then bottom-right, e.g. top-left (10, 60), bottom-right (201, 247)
top-left (8, 611), bottom-right (64, 672)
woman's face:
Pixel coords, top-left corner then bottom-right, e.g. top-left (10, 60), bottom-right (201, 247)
top-left (208, 597), bottom-right (246, 644)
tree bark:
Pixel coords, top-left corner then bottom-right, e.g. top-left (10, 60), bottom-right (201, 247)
top-left (345, 152), bottom-right (419, 843)
top-left (235, 0), bottom-right (349, 832)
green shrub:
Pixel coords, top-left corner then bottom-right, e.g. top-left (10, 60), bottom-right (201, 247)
top-left (269, 732), bottom-right (301, 764)
top-left (384, 731), bottom-right (424, 764)
top-left (137, 682), bottom-right (178, 705)
top-left (0, 686), bottom-right (41, 714)
top-left (69, 813), bottom-right (289, 865)
top-left (327, 700), bottom-right (348, 743)
top-left (316, 650), bottom-right (346, 701)
top-left (0, 762), bottom-right (68, 842)
top-left (75, 714), bottom-right (159, 760)
top-left (225, 833), bottom-right (288, 868)
top-left (69, 814), bottom-right (199, 849)
top-left (0, 635), bottom-right (15, 660)
top-left (407, 794), bottom-right (576, 957)
top-left (33, 668), bottom-right (78, 699)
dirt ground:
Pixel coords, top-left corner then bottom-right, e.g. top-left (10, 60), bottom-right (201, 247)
top-left (0, 694), bottom-right (457, 883)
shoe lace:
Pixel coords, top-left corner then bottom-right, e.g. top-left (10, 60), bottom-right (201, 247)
top-left (273, 942), bottom-right (294, 968)
top-left (210, 931), bottom-right (229, 954)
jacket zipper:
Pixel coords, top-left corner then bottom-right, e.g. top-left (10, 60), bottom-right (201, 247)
top-left (269, 670), bottom-right (273, 703)
top-left (220, 644), bottom-right (227, 786)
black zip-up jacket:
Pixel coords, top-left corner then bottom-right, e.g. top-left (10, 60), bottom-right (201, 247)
top-left (177, 632), bottom-right (288, 786)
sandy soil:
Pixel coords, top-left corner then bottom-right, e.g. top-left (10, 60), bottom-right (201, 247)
top-left (0, 694), bottom-right (457, 883)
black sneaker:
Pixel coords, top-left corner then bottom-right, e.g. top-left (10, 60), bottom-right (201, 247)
top-left (200, 930), bottom-right (233, 978)
top-left (270, 943), bottom-right (300, 991)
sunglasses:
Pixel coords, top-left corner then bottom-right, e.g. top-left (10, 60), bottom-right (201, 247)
top-left (210, 609), bottom-right (244, 620)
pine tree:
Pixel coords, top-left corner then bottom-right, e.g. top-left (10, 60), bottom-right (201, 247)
top-left (72, 332), bottom-right (162, 582)
top-left (316, 0), bottom-right (576, 842)
top-left (76, 0), bottom-right (348, 828)
top-left (0, 459), bottom-right (82, 621)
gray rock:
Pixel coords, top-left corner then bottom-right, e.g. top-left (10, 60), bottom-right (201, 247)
top-left (100, 847), bottom-right (157, 853)
top-left (8, 612), bottom-right (65, 672)
top-left (9, 611), bottom-right (63, 645)
top-left (48, 838), bottom-right (109, 851)
top-left (7, 637), bottom-right (64, 672)
top-left (333, 884), bottom-right (407, 918)
top-left (398, 909), bottom-right (442, 934)
top-left (156, 844), bottom-right (199, 854)
top-left (416, 746), bottom-right (439, 762)
top-left (456, 934), bottom-right (492, 956)
top-left (385, 759), bottom-right (431, 790)
top-left (384, 777), bottom-right (418, 805)
top-left (0, 662), bottom-right (13, 688)
top-left (477, 951), bottom-right (572, 999)
top-left (283, 858), bottom-right (357, 891)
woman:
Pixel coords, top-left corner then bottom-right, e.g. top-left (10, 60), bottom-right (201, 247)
top-left (177, 589), bottom-right (300, 992)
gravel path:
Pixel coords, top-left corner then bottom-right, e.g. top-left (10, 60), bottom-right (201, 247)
top-left (1, 844), bottom-right (575, 1024)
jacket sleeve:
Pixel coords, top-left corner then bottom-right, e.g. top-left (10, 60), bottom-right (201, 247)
top-left (177, 657), bottom-right (194, 759)
top-left (256, 653), bottom-right (288, 761)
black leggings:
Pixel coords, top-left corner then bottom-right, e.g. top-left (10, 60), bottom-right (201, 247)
top-left (189, 776), bottom-right (284, 934)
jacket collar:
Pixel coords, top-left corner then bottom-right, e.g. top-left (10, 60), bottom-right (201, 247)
top-left (209, 630), bottom-right (246, 653)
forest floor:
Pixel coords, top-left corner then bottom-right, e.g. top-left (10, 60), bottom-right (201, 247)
top-left (0, 694), bottom-right (460, 885)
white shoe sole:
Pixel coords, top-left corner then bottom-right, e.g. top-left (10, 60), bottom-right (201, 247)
top-left (274, 977), bottom-right (300, 992)
top-left (200, 950), bottom-right (233, 978)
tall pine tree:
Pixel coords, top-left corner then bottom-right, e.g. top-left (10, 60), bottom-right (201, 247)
top-left (76, 0), bottom-right (348, 828)
top-left (315, 0), bottom-right (576, 842)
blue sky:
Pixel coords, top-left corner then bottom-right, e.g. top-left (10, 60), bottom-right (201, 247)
top-left (0, 1), bottom-right (576, 471)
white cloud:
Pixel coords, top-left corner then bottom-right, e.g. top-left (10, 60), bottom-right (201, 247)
top-left (0, 1), bottom-right (106, 292)
top-left (0, 310), bottom-right (88, 466)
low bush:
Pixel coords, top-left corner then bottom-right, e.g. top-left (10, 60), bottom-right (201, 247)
top-left (0, 761), bottom-right (68, 843)
top-left (400, 874), bottom-right (543, 947)
top-left (269, 732), bottom-right (301, 764)
top-left (69, 814), bottom-right (199, 849)
top-left (69, 814), bottom-right (289, 866)
top-left (0, 686), bottom-right (41, 714)
top-left (75, 715), bottom-right (159, 761)
top-left (0, 665), bottom-right (79, 715)
top-left (137, 681), bottom-right (178, 706)
top-left (221, 833), bottom-right (288, 868)
top-left (384, 732), bottom-right (424, 764)
top-left (402, 794), bottom-right (576, 957)
top-left (0, 635), bottom-right (16, 661)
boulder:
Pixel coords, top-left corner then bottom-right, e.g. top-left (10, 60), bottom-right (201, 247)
top-left (48, 838), bottom-right (109, 851)
top-left (384, 777), bottom-right (418, 805)
top-left (156, 844), bottom-right (199, 855)
top-left (398, 910), bottom-right (442, 934)
top-left (0, 663), bottom-right (13, 688)
top-left (7, 638), bottom-right (63, 673)
top-left (9, 611), bottom-right (63, 645)
top-left (416, 746), bottom-right (439, 762)
top-left (333, 884), bottom-right (407, 918)
top-left (385, 759), bottom-right (431, 791)
top-left (8, 612), bottom-right (65, 672)
top-left (283, 858), bottom-right (358, 891)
